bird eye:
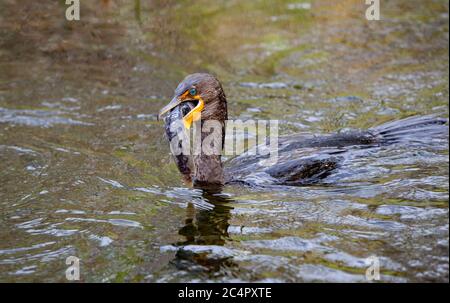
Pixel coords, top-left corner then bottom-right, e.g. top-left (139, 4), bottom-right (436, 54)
top-left (189, 88), bottom-right (197, 96)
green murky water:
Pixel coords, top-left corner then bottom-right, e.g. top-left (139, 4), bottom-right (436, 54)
top-left (0, 0), bottom-right (448, 282)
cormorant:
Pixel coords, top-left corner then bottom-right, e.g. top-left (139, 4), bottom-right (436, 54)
top-left (158, 73), bottom-right (448, 189)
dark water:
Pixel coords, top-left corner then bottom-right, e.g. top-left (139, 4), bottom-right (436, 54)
top-left (0, 0), bottom-right (448, 282)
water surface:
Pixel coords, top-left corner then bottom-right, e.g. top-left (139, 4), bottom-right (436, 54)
top-left (0, 0), bottom-right (448, 282)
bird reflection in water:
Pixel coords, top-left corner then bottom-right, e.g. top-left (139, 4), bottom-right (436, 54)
top-left (170, 189), bottom-right (238, 275)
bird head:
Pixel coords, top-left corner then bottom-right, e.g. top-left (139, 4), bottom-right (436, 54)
top-left (158, 73), bottom-right (227, 129)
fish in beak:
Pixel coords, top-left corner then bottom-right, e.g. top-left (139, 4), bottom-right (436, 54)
top-left (163, 101), bottom-right (196, 183)
top-left (158, 92), bottom-right (204, 129)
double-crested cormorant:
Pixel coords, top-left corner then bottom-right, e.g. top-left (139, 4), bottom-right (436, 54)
top-left (158, 73), bottom-right (448, 189)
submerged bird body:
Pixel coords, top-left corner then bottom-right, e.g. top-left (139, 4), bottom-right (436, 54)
top-left (159, 73), bottom-right (448, 188)
top-left (225, 115), bottom-right (448, 187)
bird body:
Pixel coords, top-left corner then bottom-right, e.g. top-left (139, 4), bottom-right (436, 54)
top-left (159, 73), bottom-right (448, 189)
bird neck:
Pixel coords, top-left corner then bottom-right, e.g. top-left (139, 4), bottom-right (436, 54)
top-left (193, 153), bottom-right (224, 186)
top-left (192, 117), bottom-right (225, 186)
top-left (192, 95), bottom-right (227, 187)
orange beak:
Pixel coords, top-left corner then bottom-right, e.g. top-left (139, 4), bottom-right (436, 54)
top-left (158, 94), bottom-right (204, 129)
